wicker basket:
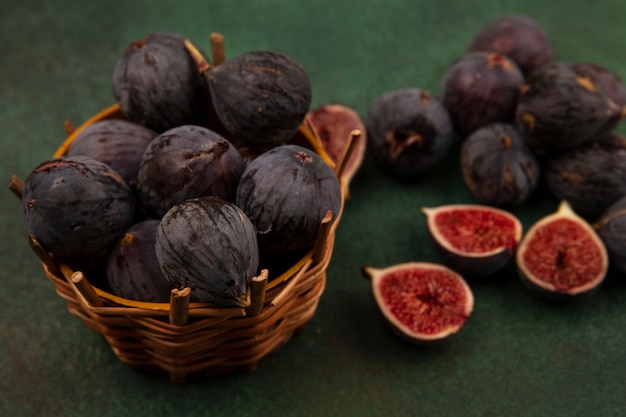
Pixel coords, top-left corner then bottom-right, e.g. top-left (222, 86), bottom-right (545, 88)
top-left (10, 103), bottom-right (360, 383)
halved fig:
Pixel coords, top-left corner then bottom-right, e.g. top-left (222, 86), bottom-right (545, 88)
top-left (516, 200), bottom-right (608, 299)
top-left (307, 103), bottom-right (367, 192)
top-left (361, 262), bottom-right (474, 344)
top-left (421, 204), bottom-right (523, 277)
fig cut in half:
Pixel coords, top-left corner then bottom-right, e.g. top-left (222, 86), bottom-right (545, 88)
top-left (421, 204), bottom-right (523, 277)
top-left (516, 200), bottom-right (608, 299)
top-left (362, 262), bottom-right (474, 344)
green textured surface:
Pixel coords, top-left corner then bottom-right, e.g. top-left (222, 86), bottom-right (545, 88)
top-left (2, 1), bottom-right (626, 416)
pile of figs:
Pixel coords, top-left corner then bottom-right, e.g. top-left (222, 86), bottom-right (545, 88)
top-left (19, 32), bottom-right (368, 308)
top-left (363, 14), bottom-right (626, 344)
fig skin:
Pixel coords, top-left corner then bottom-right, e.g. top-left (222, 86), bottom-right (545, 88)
top-left (308, 103), bottom-right (367, 190)
top-left (361, 262), bottom-right (474, 344)
top-left (466, 14), bottom-right (553, 76)
top-left (106, 219), bottom-right (173, 303)
top-left (544, 132), bottom-right (626, 220)
top-left (111, 32), bottom-right (211, 133)
top-left (516, 61), bottom-right (623, 154)
top-left (516, 200), bottom-right (608, 300)
top-left (365, 88), bottom-right (455, 180)
top-left (440, 51), bottom-right (524, 138)
top-left (573, 62), bottom-right (626, 108)
top-left (206, 50), bottom-right (312, 147)
top-left (22, 155), bottom-right (136, 258)
top-left (155, 196), bottom-right (259, 308)
top-left (460, 123), bottom-right (540, 207)
top-left (596, 196), bottom-right (626, 275)
top-left (421, 204), bottom-right (523, 278)
top-left (66, 119), bottom-right (158, 189)
top-left (236, 144), bottom-right (342, 255)
top-left (136, 124), bottom-right (245, 219)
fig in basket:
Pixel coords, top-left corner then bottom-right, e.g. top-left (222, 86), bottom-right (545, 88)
top-left (66, 119), bottom-right (158, 189)
top-left (136, 124), bottom-right (245, 218)
top-left (155, 196), bottom-right (259, 307)
top-left (21, 155), bottom-right (136, 258)
top-left (236, 144), bottom-right (342, 254)
top-left (112, 32), bottom-right (211, 133)
top-left (203, 50), bottom-right (312, 147)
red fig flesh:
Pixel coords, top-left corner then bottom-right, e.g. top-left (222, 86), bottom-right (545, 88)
top-left (362, 262), bottom-right (474, 344)
top-left (421, 204), bottom-right (523, 277)
top-left (516, 200), bottom-right (608, 298)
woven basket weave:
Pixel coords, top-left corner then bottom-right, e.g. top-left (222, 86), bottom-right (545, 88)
top-left (10, 103), bottom-right (357, 383)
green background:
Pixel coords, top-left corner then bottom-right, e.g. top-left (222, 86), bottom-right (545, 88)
top-left (2, 1), bottom-right (626, 416)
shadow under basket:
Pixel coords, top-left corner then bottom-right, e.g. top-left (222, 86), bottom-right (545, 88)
top-left (10, 104), bottom-right (357, 383)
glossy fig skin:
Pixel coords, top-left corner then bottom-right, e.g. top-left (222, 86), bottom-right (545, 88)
top-left (596, 196), bottom-right (626, 275)
top-left (466, 14), bottom-right (553, 76)
top-left (136, 125), bottom-right (245, 219)
top-left (365, 88), bottom-right (454, 179)
top-left (516, 62), bottom-right (623, 154)
top-left (516, 201), bottom-right (608, 300)
top-left (362, 262), bottom-right (474, 344)
top-left (112, 32), bottom-right (211, 133)
top-left (22, 155), bottom-right (136, 258)
top-left (66, 119), bottom-right (158, 189)
top-left (544, 132), bottom-right (626, 219)
top-left (441, 52), bottom-right (524, 137)
top-left (421, 204), bottom-right (523, 278)
top-left (573, 62), bottom-right (626, 108)
top-left (236, 144), bottom-right (342, 254)
top-left (155, 196), bottom-right (259, 308)
top-left (461, 123), bottom-right (540, 207)
top-left (106, 219), bottom-right (173, 303)
top-left (207, 50), bottom-right (312, 147)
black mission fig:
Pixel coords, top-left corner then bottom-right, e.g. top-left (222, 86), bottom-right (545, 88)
top-left (136, 124), bottom-right (245, 218)
top-left (365, 88), bottom-right (454, 180)
top-left (206, 51), bottom-right (312, 147)
top-left (155, 196), bottom-right (259, 308)
top-left (22, 155), bottom-right (136, 258)
top-left (112, 32), bottom-right (211, 133)
top-left (236, 144), bottom-right (342, 254)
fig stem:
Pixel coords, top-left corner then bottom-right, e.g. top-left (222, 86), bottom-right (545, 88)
top-left (184, 39), bottom-right (211, 74)
top-left (71, 271), bottom-right (104, 307)
top-left (245, 269), bottom-right (269, 317)
top-left (63, 119), bottom-right (75, 136)
top-left (210, 32), bottom-right (226, 66)
top-left (169, 287), bottom-right (191, 325)
top-left (8, 174), bottom-right (24, 200)
top-left (334, 130), bottom-right (361, 179)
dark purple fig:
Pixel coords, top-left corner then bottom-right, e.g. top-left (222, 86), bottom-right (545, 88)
top-left (155, 196), bottom-right (259, 308)
top-left (107, 220), bottom-right (172, 303)
top-left (466, 14), bottom-right (553, 76)
top-left (421, 204), bottom-right (523, 277)
top-left (460, 123), bottom-right (540, 206)
top-left (361, 262), bottom-right (474, 344)
top-left (573, 62), bottom-right (626, 107)
top-left (136, 124), bottom-right (245, 218)
top-left (544, 132), bottom-right (626, 219)
top-left (206, 51), bottom-right (312, 147)
top-left (596, 196), bottom-right (626, 275)
top-left (516, 62), bottom-right (623, 154)
top-left (441, 52), bottom-right (524, 137)
top-left (112, 32), bottom-right (211, 133)
top-left (516, 201), bottom-right (608, 299)
top-left (236, 144), bottom-right (342, 254)
top-left (22, 155), bottom-right (136, 258)
top-left (66, 119), bottom-right (158, 188)
top-left (365, 88), bottom-right (454, 179)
